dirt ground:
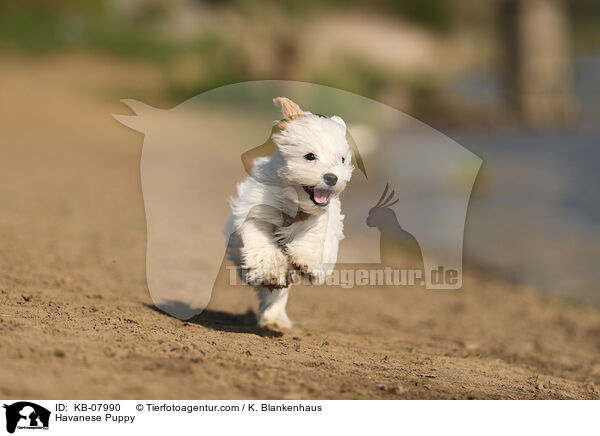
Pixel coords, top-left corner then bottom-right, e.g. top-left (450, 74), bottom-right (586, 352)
top-left (0, 54), bottom-right (599, 400)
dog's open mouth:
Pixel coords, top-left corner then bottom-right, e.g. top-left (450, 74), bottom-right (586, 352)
top-left (303, 186), bottom-right (331, 207)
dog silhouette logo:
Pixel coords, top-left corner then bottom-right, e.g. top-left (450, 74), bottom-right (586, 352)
top-left (2, 402), bottom-right (50, 434)
top-left (114, 80), bottom-right (481, 320)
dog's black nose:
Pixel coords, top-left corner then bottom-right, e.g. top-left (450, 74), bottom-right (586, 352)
top-left (323, 173), bottom-right (338, 186)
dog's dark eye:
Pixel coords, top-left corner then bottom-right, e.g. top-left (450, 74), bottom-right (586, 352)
top-left (304, 153), bottom-right (317, 161)
top-left (342, 156), bottom-right (346, 164)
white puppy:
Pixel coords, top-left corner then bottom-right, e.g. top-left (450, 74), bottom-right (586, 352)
top-left (226, 97), bottom-right (354, 329)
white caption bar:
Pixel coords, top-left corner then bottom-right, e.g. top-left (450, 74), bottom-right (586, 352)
top-left (0, 400), bottom-right (597, 436)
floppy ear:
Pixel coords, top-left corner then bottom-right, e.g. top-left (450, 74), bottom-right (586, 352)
top-left (330, 115), bottom-right (346, 130)
top-left (273, 97), bottom-right (305, 124)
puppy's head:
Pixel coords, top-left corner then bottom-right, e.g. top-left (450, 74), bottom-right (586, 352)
top-left (272, 97), bottom-right (354, 212)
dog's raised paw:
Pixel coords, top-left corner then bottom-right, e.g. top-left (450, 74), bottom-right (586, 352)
top-left (293, 263), bottom-right (326, 285)
top-left (245, 267), bottom-right (291, 289)
top-left (263, 277), bottom-right (291, 290)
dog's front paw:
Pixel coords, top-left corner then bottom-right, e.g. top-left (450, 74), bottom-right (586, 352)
top-left (292, 263), bottom-right (327, 285)
top-left (244, 249), bottom-right (291, 289)
top-left (246, 266), bottom-right (290, 289)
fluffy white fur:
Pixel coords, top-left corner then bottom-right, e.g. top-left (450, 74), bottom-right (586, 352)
top-left (226, 97), bottom-right (354, 329)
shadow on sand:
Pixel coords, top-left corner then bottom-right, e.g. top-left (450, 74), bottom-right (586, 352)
top-left (144, 303), bottom-right (283, 338)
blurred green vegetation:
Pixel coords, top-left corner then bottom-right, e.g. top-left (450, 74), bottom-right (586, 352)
top-left (0, 0), bottom-right (172, 59)
top-left (0, 0), bottom-right (597, 105)
top-left (568, 0), bottom-right (600, 52)
top-left (0, 0), bottom-right (453, 102)
top-left (0, 0), bottom-right (455, 56)
top-left (206, 0), bottom-right (456, 32)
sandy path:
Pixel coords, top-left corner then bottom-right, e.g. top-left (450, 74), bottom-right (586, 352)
top-left (0, 54), bottom-right (598, 399)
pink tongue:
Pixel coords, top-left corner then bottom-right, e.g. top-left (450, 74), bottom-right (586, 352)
top-left (313, 189), bottom-right (330, 204)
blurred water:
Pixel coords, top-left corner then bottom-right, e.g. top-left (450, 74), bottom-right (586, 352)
top-left (450, 125), bottom-right (600, 305)
top-left (454, 54), bottom-right (600, 116)
top-left (574, 55), bottom-right (600, 113)
top-left (442, 55), bottom-right (600, 304)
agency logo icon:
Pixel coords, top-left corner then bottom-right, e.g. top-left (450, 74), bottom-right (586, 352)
top-left (2, 402), bottom-right (50, 434)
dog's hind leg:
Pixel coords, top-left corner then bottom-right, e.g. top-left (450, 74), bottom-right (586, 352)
top-left (257, 286), bottom-right (293, 329)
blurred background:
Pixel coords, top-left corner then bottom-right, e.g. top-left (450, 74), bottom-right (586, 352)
top-left (1, 0), bottom-right (599, 304)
